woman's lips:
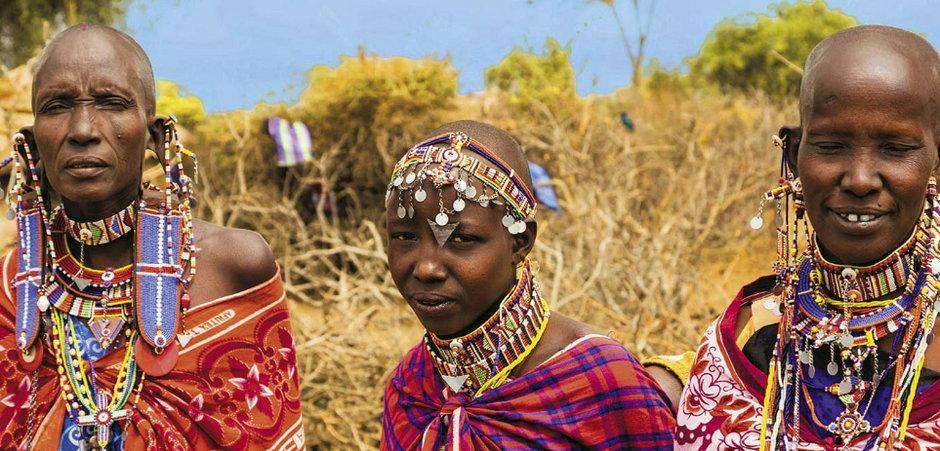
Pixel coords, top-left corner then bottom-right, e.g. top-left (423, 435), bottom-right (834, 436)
top-left (408, 293), bottom-right (457, 316)
top-left (830, 209), bottom-right (887, 234)
top-left (63, 157), bottom-right (109, 178)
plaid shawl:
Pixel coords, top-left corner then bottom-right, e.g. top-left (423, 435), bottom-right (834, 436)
top-left (382, 334), bottom-right (675, 450)
top-left (0, 252), bottom-right (305, 450)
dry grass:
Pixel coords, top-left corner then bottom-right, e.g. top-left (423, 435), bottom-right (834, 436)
top-left (0, 64), bottom-right (795, 449)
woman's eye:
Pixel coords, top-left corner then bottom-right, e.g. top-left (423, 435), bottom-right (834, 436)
top-left (450, 234), bottom-right (476, 243)
top-left (40, 102), bottom-right (67, 112)
top-left (391, 233), bottom-right (416, 241)
top-left (883, 144), bottom-right (919, 153)
top-left (99, 98), bottom-right (129, 108)
top-left (815, 142), bottom-right (842, 151)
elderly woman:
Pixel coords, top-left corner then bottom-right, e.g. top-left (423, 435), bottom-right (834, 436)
top-left (0, 25), bottom-right (303, 449)
top-left (673, 25), bottom-right (940, 450)
top-left (380, 120), bottom-right (675, 450)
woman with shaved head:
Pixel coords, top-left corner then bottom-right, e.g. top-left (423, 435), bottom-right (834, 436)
top-left (0, 25), bottom-right (303, 449)
top-left (674, 25), bottom-right (940, 450)
top-left (380, 121), bottom-right (675, 450)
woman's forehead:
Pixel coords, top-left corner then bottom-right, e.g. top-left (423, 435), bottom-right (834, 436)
top-left (33, 29), bottom-right (153, 106)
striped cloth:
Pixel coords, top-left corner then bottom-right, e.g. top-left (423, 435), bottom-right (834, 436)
top-left (382, 334), bottom-right (675, 450)
top-left (527, 161), bottom-right (560, 211)
top-left (267, 117), bottom-right (314, 167)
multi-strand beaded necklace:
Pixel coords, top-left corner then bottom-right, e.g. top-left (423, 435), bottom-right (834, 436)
top-left (425, 260), bottom-right (550, 398)
top-left (761, 207), bottom-right (940, 450)
top-left (9, 117), bottom-right (198, 448)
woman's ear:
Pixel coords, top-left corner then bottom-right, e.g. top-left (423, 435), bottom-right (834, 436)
top-left (511, 219), bottom-right (538, 266)
top-left (15, 126), bottom-right (37, 161)
top-left (14, 126), bottom-right (39, 185)
top-left (778, 125), bottom-right (801, 175)
top-left (148, 115), bottom-right (172, 157)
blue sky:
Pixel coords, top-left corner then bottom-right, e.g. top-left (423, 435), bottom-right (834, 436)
top-left (123, 0), bottom-right (940, 112)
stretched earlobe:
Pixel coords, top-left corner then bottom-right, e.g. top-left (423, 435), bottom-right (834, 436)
top-left (148, 115), bottom-right (173, 153)
top-left (777, 125), bottom-right (802, 174)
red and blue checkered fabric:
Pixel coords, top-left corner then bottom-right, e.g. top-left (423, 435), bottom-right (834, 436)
top-left (382, 335), bottom-right (676, 450)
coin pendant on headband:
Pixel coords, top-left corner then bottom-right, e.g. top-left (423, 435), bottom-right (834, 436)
top-left (828, 361), bottom-right (839, 375)
top-left (480, 199), bottom-right (489, 208)
top-left (407, 205), bottom-right (414, 218)
top-left (455, 180), bottom-right (467, 192)
top-left (465, 185), bottom-right (477, 198)
top-left (394, 176), bottom-right (404, 187)
top-left (415, 189), bottom-right (427, 202)
top-left (502, 215), bottom-right (515, 228)
top-left (808, 365), bottom-right (816, 378)
top-left (405, 172), bottom-right (416, 184)
top-left (435, 212), bottom-right (448, 226)
top-left (453, 198), bottom-right (466, 212)
top-left (397, 206), bottom-right (406, 219)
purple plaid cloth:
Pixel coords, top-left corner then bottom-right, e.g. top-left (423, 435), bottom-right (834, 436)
top-left (382, 335), bottom-right (676, 450)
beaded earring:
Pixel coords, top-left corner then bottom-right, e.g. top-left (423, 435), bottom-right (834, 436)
top-left (133, 115), bottom-right (198, 376)
top-left (8, 133), bottom-right (51, 371)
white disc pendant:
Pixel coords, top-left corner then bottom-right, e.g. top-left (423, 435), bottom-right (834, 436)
top-left (453, 198), bottom-right (466, 212)
top-left (405, 172), bottom-right (416, 184)
top-left (397, 206), bottom-right (406, 219)
top-left (749, 216), bottom-right (763, 230)
top-left (465, 185), bottom-right (477, 198)
top-left (37, 295), bottom-right (49, 312)
top-left (841, 334), bottom-right (854, 348)
top-left (502, 215), bottom-right (515, 228)
top-left (414, 189), bottom-right (427, 202)
top-left (827, 361), bottom-right (839, 375)
top-left (435, 212), bottom-right (448, 226)
top-left (455, 180), bottom-right (467, 192)
top-left (393, 176), bottom-right (404, 187)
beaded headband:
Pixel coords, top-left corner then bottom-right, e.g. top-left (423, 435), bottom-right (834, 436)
top-left (387, 132), bottom-right (537, 235)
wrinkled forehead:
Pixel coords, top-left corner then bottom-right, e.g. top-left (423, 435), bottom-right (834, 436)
top-left (33, 29), bottom-right (154, 110)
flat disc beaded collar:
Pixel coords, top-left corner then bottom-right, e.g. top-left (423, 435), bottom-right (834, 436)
top-left (387, 132), bottom-right (537, 235)
top-left (66, 203), bottom-right (135, 246)
top-left (426, 259), bottom-right (550, 398)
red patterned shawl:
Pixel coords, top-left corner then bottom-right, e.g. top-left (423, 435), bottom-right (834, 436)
top-left (382, 334), bottom-right (676, 450)
top-left (0, 252), bottom-right (305, 450)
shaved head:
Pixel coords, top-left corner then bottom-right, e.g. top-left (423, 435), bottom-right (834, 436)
top-left (800, 25), bottom-right (940, 126)
top-left (32, 24), bottom-right (156, 115)
top-left (425, 120), bottom-right (534, 193)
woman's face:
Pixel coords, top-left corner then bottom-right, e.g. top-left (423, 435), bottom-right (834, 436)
top-left (386, 181), bottom-right (532, 338)
top-left (31, 31), bottom-right (156, 213)
top-left (798, 51), bottom-right (939, 265)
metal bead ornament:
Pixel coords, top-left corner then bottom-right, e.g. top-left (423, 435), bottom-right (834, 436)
top-left (387, 131), bottom-right (537, 240)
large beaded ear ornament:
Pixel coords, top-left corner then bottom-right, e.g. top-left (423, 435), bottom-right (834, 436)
top-left (134, 114), bottom-right (198, 377)
top-left (8, 132), bottom-right (48, 370)
top-left (387, 131), bottom-right (537, 237)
